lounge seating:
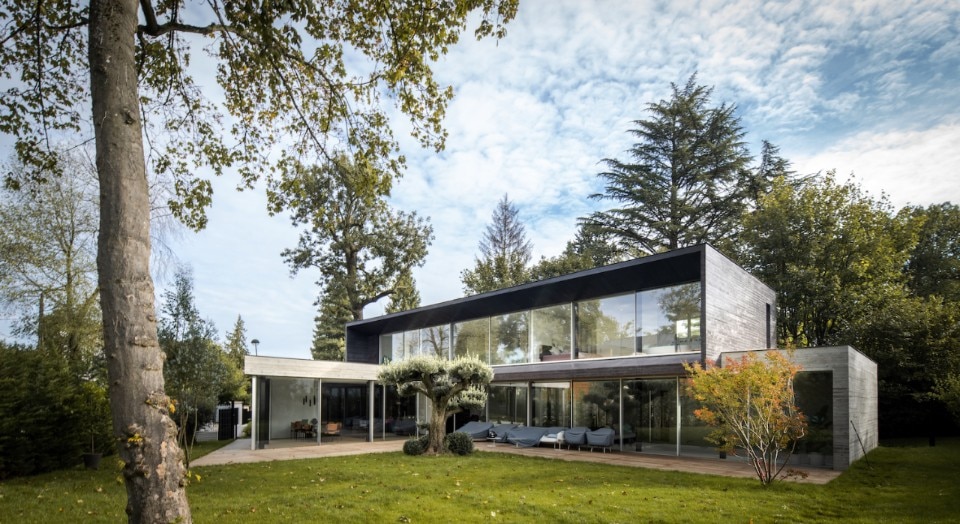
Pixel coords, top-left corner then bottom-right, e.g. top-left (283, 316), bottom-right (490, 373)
top-left (562, 427), bottom-right (589, 450)
top-left (538, 427), bottom-right (566, 449)
top-left (321, 421), bottom-right (342, 439)
top-left (504, 426), bottom-right (551, 448)
top-left (456, 421), bottom-right (495, 440)
top-left (586, 427), bottom-right (615, 452)
top-left (487, 423), bottom-right (518, 443)
top-left (393, 419), bottom-right (418, 436)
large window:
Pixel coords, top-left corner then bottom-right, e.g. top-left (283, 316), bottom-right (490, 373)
top-left (531, 383), bottom-right (570, 427)
top-left (572, 380), bottom-right (620, 429)
top-left (488, 384), bottom-right (527, 424)
top-left (421, 325), bottom-right (450, 358)
top-left (637, 282), bottom-right (701, 354)
top-left (454, 318), bottom-right (489, 362)
top-left (576, 294), bottom-right (635, 359)
top-left (403, 329), bottom-right (421, 359)
top-left (624, 378), bottom-right (677, 455)
top-left (532, 304), bottom-right (572, 362)
top-left (491, 311), bottom-right (529, 365)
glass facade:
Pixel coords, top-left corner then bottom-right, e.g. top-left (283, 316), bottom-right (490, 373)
top-left (576, 293), bottom-right (635, 359)
top-left (531, 383), bottom-right (571, 427)
top-left (454, 318), bottom-right (489, 360)
top-left (488, 383), bottom-right (527, 424)
top-left (421, 325), bottom-right (450, 358)
top-left (379, 282), bottom-right (700, 365)
top-left (637, 282), bottom-right (701, 354)
top-left (532, 303), bottom-right (572, 362)
top-left (491, 311), bottom-right (529, 364)
top-left (624, 378), bottom-right (677, 454)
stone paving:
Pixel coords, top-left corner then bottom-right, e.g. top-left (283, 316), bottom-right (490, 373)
top-left (192, 438), bottom-right (840, 484)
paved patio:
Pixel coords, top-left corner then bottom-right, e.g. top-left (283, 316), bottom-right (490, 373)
top-left (191, 438), bottom-right (840, 484)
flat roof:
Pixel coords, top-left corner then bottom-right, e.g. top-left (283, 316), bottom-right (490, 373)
top-left (245, 355), bottom-right (379, 382)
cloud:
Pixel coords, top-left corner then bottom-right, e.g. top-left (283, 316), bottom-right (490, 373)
top-left (791, 121), bottom-right (960, 208)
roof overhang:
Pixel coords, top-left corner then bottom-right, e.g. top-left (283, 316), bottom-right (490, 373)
top-left (245, 355), bottom-right (379, 382)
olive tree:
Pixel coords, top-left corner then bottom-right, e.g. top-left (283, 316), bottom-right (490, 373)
top-left (377, 355), bottom-right (492, 454)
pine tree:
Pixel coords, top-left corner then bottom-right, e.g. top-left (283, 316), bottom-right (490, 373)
top-left (585, 75), bottom-right (753, 255)
top-left (461, 194), bottom-right (533, 294)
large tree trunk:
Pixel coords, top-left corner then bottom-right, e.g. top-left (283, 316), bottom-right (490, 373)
top-left (89, 1), bottom-right (192, 521)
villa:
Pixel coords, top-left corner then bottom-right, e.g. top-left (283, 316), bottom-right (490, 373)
top-left (245, 244), bottom-right (878, 470)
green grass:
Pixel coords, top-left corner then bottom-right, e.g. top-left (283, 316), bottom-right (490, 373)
top-left (1, 439), bottom-right (958, 523)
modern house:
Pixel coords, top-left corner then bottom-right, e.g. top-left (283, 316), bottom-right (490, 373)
top-left (245, 244), bottom-right (878, 470)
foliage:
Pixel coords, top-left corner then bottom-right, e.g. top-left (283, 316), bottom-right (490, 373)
top-left (738, 173), bottom-right (919, 347)
top-left (584, 75), bottom-right (753, 255)
top-left (0, 154), bottom-right (101, 372)
top-left (402, 437), bottom-right (427, 456)
top-left (934, 374), bottom-right (960, 426)
top-left (2, 0), bottom-right (517, 518)
top-left (461, 194), bottom-right (533, 294)
top-left (444, 431), bottom-right (475, 455)
top-left (684, 351), bottom-right (807, 485)
top-left (0, 342), bottom-right (112, 479)
top-left (378, 355), bottom-right (493, 454)
top-left (273, 155), bottom-right (433, 359)
top-left (385, 269), bottom-right (422, 314)
top-left (529, 223), bottom-right (622, 281)
top-left (906, 202), bottom-right (960, 303)
top-left (158, 267), bottom-right (241, 463)
top-left (222, 315), bottom-right (251, 402)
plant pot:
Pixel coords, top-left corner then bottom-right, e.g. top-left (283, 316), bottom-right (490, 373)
top-left (82, 452), bottom-right (102, 470)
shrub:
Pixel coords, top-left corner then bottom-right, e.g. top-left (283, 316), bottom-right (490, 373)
top-left (444, 431), bottom-right (474, 455)
top-left (403, 437), bottom-right (426, 456)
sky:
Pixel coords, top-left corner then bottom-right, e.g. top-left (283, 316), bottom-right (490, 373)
top-left (5, 0), bottom-right (958, 359)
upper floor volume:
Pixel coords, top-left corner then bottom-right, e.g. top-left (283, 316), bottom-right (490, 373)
top-left (345, 244), bottom-right (776, 374)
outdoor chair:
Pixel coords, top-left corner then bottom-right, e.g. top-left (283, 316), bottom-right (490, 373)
top-left (586, 427), bottom-right (615, 452)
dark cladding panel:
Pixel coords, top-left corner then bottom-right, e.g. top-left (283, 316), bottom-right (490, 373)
top-left (345, 327), bottom-right (379, 364)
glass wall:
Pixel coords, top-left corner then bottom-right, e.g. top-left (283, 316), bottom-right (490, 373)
top-left (531, 383), bottom-right (571, 427)
top-left (403, 329), bottom-right (420, 358)
top-left (454, 318), bottom-right (489, 361)
top-left (678, 378), bottom-right (713, 455)
top-left (637, 282), bottom-right (701, 354)
top-left (378, 280), bottom-right (700, 364)
top-left (572, 380), bottom-right (620, 429)
top-left (532, 304), bottom-right (572, 362)
top-left (488, 383), bottom-right (527, 424)
top-left (623, 378), bottom-right (677, 455)
top-left (795, 371), bottom-right (833, 463)
top-left (421, 325), bottom-right (450, 358)
top-left (576, 293), bottom-right (635, 359)
top-left (491, 311), bottom-right (529, 365)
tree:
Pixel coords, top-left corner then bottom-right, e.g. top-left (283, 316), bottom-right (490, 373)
top-left (461, 194), bottom-right (533, 294)
top-left (0, 154), bottom-right (101, 371)
top-left (529, 223), bottom-right (622, 281)
top-left (223, 315), bottom-right (250, 402)
top-left (906, 202), bottom-right (960, 303)
top-left (378, 355), bottom-right (492, 455)
top-left (584, 75), bottom-right (753, 255)
top-left (385, 269), bottom-right (422, 314)
top-left (157, 268), bottom-right (240, 466)
top-left (684, 352), bottom-right (807, 485)
top-left (310, 285), bottom-right (352, 361)
top-left (274, 155), bottom-right (433, 329)
top-left (738, 174), bottom-right (919, 347)
top-left (2, 1), bottom-right (516, 518)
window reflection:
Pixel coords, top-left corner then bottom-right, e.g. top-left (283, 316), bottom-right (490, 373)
top-left (491, 311), bottom-right (529, 364)
top-left (532, 304), bottom-right (572, 362)
top-left (637, 282), bottom-right (701, 354)
top-left (421, 325), bottom-right (450, 358)
top-left (576, 294), bottom-right (635, 359)
top-left (453, 318), bottom-right (489, 362)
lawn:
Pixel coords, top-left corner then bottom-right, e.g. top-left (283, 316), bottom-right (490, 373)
top-left (1, 439), bottom-right (958, 523)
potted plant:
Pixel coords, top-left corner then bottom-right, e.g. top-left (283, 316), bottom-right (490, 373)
top-left (80, 382), bottom-right (109, 470)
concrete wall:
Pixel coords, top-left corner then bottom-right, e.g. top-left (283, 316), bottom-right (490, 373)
top-left (703, 247), bottom-right (776, 362)
top-left (723, 346), bottom-right (878, 471)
